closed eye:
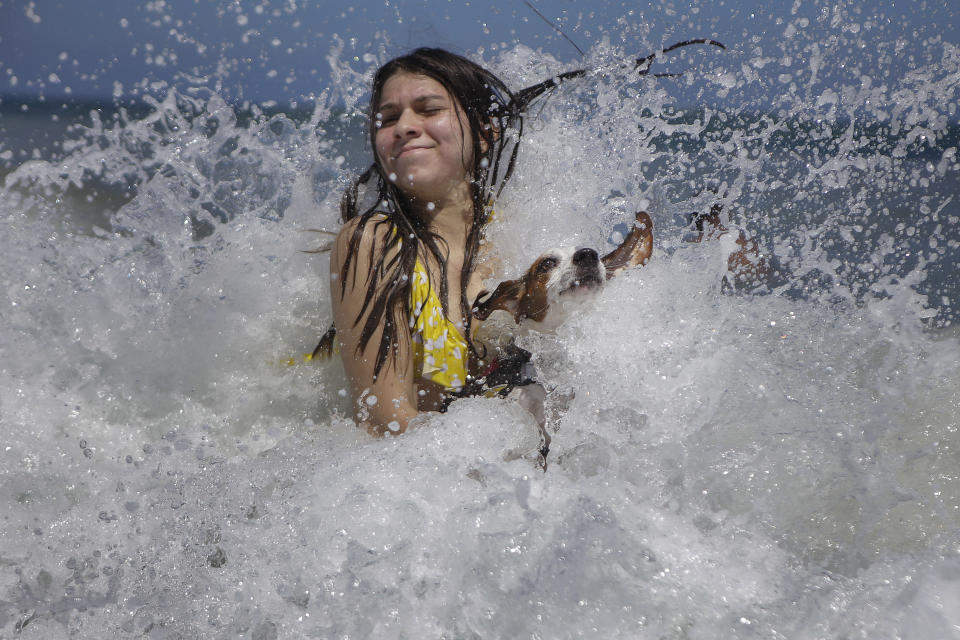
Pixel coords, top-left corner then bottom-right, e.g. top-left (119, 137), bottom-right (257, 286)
top-left (537, 256), bottom-right (559, 273)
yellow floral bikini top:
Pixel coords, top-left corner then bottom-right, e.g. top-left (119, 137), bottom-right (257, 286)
top-left (404, 203), bottom-right (500, 392)
top-left (409, 257), bottom-right (469, 391)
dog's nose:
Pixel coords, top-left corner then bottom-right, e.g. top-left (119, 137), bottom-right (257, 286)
top-left (573, 248), bottom-right (599, 266)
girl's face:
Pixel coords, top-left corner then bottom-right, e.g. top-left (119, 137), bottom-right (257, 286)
top-left (374, 71), bottom-right (475, 207)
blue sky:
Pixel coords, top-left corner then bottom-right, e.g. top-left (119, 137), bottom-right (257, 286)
top-left (0, 0), bottom-right (957, 104)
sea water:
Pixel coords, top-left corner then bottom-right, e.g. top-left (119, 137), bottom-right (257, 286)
top-left (1, 21), bottom-right (960, 640)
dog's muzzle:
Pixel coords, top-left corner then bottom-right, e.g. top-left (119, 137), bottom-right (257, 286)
top-left (571, 248), bottom-right (603, 290)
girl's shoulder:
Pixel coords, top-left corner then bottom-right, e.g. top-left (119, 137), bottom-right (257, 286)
top-left (334, 212), bottom-right (392, 253)
top-left (331, 212), bottom-right (401, 280)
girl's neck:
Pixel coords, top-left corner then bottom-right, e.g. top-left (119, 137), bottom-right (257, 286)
top-left (410, 190), bottom-right (474, 246)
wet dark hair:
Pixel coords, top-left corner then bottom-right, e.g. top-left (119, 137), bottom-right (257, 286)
top-left (337, 47), bottom-right (522, 377)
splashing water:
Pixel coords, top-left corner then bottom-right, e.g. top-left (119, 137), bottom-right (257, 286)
top-left (2, 13), bottom-right (960, 640)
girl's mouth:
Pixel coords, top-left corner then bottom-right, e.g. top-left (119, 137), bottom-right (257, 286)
top-left (396, 145), bottom-right (430, 159)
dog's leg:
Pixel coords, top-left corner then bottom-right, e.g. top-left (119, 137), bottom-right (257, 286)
top-left (510, 383), bottom-right (550, 471)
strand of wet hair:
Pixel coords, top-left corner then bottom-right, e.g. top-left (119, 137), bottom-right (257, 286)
top-left (522, 0), bottom-right (586, 57)
top-left (487, 38), bottom-right (725, 195)
top-left (510, 38), bottom-right (727, 113)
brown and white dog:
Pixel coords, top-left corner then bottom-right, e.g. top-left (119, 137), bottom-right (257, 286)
top-left (472, 211), bottom-right (654, 326)
top-left (464, 211), bottom-right (653, 470)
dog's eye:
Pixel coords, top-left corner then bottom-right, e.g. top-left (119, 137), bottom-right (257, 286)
top-left (537, 257), bottom-right (559, 273)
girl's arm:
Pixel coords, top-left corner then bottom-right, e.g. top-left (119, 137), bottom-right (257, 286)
top-left (330, 217), bottom-right (422, 436)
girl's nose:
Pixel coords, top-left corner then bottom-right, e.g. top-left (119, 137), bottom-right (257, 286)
top-left (394, 109), bottom-right (421, 137)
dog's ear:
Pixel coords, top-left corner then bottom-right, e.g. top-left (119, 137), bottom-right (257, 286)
top-left (602, 211), bottom-right (653, 277)
top-left (472, 279), bottom-right (523, 321)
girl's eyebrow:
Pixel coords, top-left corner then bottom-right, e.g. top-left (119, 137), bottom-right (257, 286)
top-left (377, 93), bottom-right (448, 112)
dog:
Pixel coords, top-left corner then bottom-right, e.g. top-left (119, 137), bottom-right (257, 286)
top-left (471, 211), bottom-right (654, 325)
top-left (462, 211), bottom-right (654, 469)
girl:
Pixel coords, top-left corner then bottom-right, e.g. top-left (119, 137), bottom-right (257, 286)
top-left (329, 48), bottom-right (521, 435)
